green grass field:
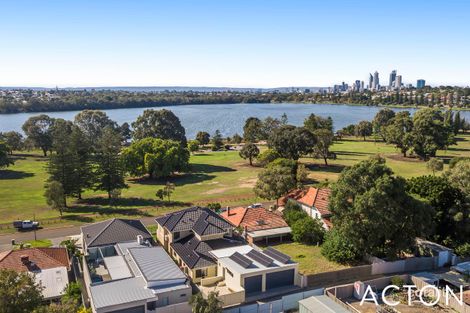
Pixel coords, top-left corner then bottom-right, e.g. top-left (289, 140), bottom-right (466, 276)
top-left (1, 134), bottom-right (469, 226)
top-left (272, 242), bottom-right (350, 274)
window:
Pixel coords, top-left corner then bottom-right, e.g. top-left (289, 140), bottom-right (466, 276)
top-left (173, 232), bottom-right (180, 240)
top-left (180, 294), bottom-right (187, 297)
top-left (226, 269), bottom-right (233, 277)
top-left (195, 268), bottom-right (208, 278)
top-left (147, 301), bottom-right (156, 310)
top-left (162, 297), bottom-right (169, 306)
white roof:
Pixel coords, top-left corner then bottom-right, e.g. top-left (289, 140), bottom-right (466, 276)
top-left (248, 226), bottom-right (292, 238)
top-left (103, 255), bottom-right (133, 280)
top-left (210, 245), bottom-right (253, 259)
top-left (35, 266), bottom-right (68, 299)
top-left (299, 295), bottom-right (350, 313)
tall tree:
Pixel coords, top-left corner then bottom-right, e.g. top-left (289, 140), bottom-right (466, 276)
top-left (407, 175), bottom-right (470, 246)
top-left (327, 157), bottom-right (431, 260)
top-left (254, 163), bottom-right (297, 205)
top-left (243, 117), bottom-right (263, 142)
top-left (412, 108), bottom-right (454, 159)
top-left (74, 110), bottom-right (117, 144)
top-left (354, 120), bottom-right (373, 140)
top-left (132, 109), bottom-right (187, 144)
top-left (22, 114), bottom-right (55, 156)
top-left (304, 114), bottom-right (333, 133)
top-left (94, 127), bottom-right (127, 199)
top-left (268, 125), bottom-right (316, 160)
top-left (47, 119), bottom-right (78, 203)
top-left (69, 126), bottom-right (94, 199)
top-left (0, 141), bottom-right (14, 168)
top-left (0, 269), bottom-right (43, 313)
top-left (211, 130), bottom-right (224, 151)
top-left (454, 111), bottom-right (462, 135)
top-left (44, 180), bottom-right (66, 216)
top-left (312, 129), bottom-right (334, 165)
top-left (372, 108), bottom-right (395, 141)
top-left (384, 111), bottom-right (414, 157)
top-left (196, 131), bottom-right (210, 145)
top-left (122, 138), bottom-right (190, 179)
top-left (239, 143), bottom-right (260, 166)
top-left (0, 131), bottom-right (23, 154)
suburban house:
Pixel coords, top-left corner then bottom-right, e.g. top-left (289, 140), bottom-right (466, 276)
top-left (155, 207), bottom-right (245, 283)
top-left (0, 247), bottom-right (70, 301)
top-left (81, 219), bottom-right (191, 313)
top-left (279, 187), bottom-right (333, 230)
top-left (81, 218), bottom-right (154, 251)
top-left (220, 206), bottom-right (291, 244)
top-left (199, 245), bottom-right (301, 307)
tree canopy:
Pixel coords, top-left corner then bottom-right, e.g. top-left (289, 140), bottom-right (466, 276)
top-left (0, 269), bottom-right (43, 313)
top-left (122, 137), bottom-right (190, 179)
top-left (132, 109), bottom-right (187, 144)
top-left (239, 143), bottom-right (259, 166)
top-left (268, 125), bottom-right (316, 160)
top-left (22, 114), bottom-right (55, 156)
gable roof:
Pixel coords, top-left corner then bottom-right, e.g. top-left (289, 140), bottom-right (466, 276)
top-left (281, 187), bottom-right (332, 216)
top-left (81, 218), bottom-right (152, 248)
top-left (221, 207), bottom-right (288, 232)
top-left (156, 207), bottom-right (233, 236)
top-left (0, 248), bottom-right (69, 272)
top-left (171, 235), bottom-right (244, 269)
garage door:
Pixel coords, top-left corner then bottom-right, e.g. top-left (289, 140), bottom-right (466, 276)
top-left (111, 305), bottom-right (145, 313)
top-left (266, 269), bottom-right (294, 290)
top-left (244, 275), bottom-right (262, 295)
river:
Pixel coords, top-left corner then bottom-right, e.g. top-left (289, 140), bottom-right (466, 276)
top-left (1, 103), bottom-right (468, 138)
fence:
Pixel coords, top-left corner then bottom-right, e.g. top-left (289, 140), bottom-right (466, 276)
top-left (370, 256), bottom-right (438, 275)
top-left (305, 265), bottom-right (373, 288)
top-left (223, 288), bottom-right (323, 313)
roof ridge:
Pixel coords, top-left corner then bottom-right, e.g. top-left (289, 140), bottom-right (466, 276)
top-left (311, 187), bottom-right (320, 206)
top-left (87, 218), bottom-right (116, 246)
top-left (239, 207), bottom-right (249, 224)
top-left (29, 248), bottom-right (65, 268)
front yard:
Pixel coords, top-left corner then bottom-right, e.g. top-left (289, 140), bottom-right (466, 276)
top-left (271, 242), bottom-right (350, 275)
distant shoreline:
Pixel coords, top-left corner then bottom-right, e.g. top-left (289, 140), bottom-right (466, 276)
top-left (1, 101), bottom-right (469, 115)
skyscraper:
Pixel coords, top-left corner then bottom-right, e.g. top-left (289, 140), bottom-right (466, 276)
top-left (368, 73), bottom-right (373, 90)
top-left (360, 81), bottom-right (364, 92)
top-left (389, 70), bottom-right (397, 90)
top-left (395, 75), bottom-right (402, 90)
top-left (417, 79), bottom-right (426, 89)
top-left (373, 71), bottom-right (379, 90)
top-left (354, 80), bottom-right (361, 92)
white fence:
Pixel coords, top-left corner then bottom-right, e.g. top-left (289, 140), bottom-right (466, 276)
top-left (223, 288), bottom-right (324, 313)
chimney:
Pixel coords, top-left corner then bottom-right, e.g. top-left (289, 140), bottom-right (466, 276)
top-left (227, 207), bottom-right (231, 216)
top-left (244, 226), bottom-right (248, 240)
top-left (137, 235), bottom-right (144, 245)
top-left (20, 255), bottom-right (29, 264)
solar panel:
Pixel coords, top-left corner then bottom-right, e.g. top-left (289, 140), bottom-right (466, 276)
top-left (247, 249), bottom-right (274, 267)
top-left (229, 252), bottom-right (252, 268)
top-left (264, 247), bottom-right (291, 264)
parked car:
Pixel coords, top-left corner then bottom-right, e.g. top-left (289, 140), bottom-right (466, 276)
top-left (13, 220), bottom-right (39, 230)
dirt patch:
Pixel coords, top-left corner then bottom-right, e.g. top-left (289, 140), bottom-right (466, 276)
top-left (203, 187), bottom-right (229, 195)
top-left (386, 154), bottom-right (424, 163)
top-left (238, 177), bottom-right (257, 188)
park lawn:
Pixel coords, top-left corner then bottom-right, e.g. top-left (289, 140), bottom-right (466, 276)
top-left (272, 242), bottom-right (349, 275)
top-left (1, 134), bottom-right (469, 225)
top-left (13, 239), bottom-right (53, 249)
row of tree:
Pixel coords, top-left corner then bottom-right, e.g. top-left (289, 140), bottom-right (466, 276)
top-left (341, 108), bottom-right (464, 159)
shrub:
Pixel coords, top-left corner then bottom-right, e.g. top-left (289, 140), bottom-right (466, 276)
top-left (321, 228), bottom-right (361, 264)
top-left (291, 217), bottom-right (325, 245)
top-left (390, 276), bottom-right (405, 288)
top-left (455, 243), bottom-right (470, 257)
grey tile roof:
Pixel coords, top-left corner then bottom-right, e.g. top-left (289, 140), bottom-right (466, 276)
top-left (155, 207), bottom-right (233, 236)
top-left (170, 235), bottom-right (244, 269)
top-left (90, 277), bottom-right (154, 309)
top-left (81, 218), bottom-right (153, 248)
top-left (129, 247), bottom-right (186, 282)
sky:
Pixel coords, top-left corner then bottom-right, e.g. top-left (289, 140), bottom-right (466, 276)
top-left (1, 0), bottom-right (469, 88)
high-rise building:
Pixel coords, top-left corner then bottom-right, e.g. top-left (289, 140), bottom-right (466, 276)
top-left (368, 73), bottom-right (373, 90)
top-left (373, 71), bottom-right (380, 90)
top-left (389, 70), bottom-right (397, 90)
top-left (395, 75), bottom-right (402, 90)
top-left (417, 79), bottom-right (426, 89)
top-left (360, 81), bottom-right (365, 92)
top-left (354, 80), bottom-right (361, 92)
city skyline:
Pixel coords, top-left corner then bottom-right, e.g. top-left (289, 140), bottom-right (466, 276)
top-left (1, 0), bottom-right (469, 88)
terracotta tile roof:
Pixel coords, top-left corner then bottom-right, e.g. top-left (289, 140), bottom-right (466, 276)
top-left (281, 187), bottom-right (332, 216)
top-left (322, 217), bottom-right (333, 230)
top-left (222, 207), bottom-right (288, 232)
top-left (219, 207), bottom-right (247, 227)
top-left (0, 248), bottom-right (69, 272)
